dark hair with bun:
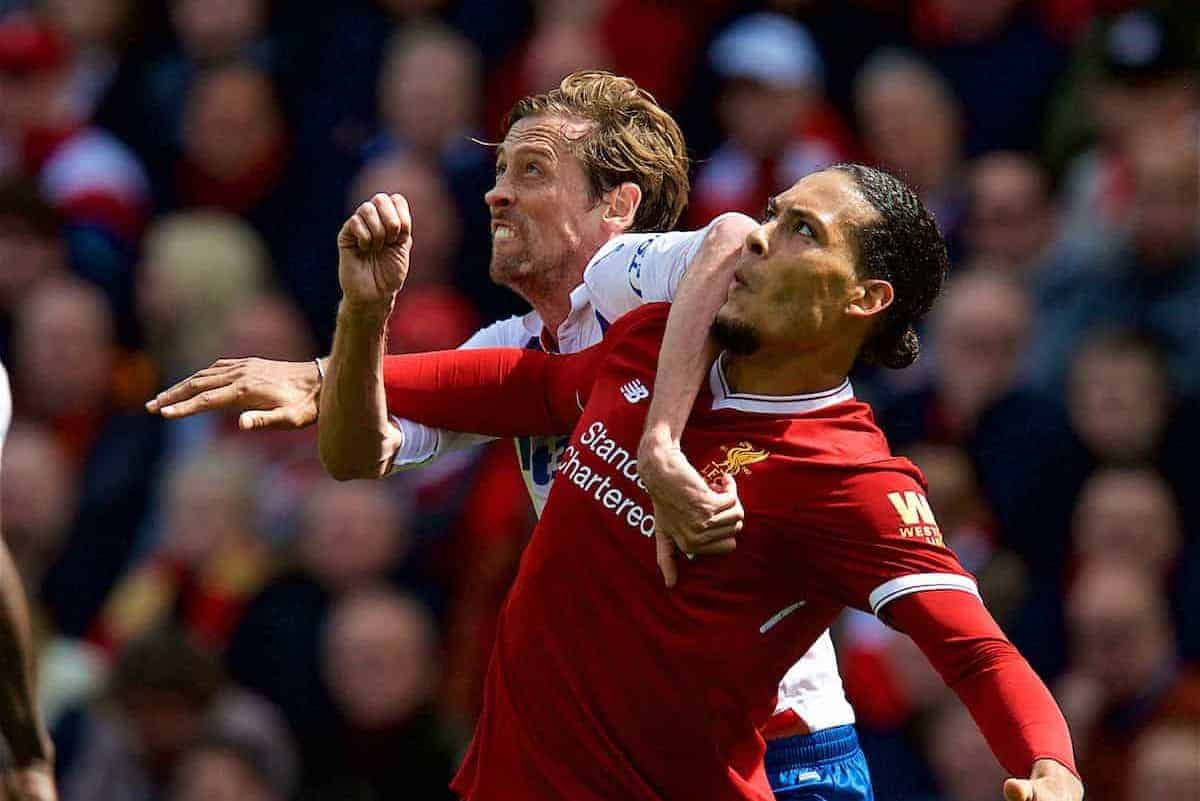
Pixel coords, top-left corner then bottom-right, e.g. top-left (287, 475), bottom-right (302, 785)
top-left (831, 163), bottom-right (950, 369)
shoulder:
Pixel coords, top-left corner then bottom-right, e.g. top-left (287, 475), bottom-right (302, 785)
top-left (603, 303), bottom-right (670, 346)
top-left (459, 313), bottom-right (540, 349)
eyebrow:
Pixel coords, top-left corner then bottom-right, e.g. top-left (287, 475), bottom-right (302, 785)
top-left (767, 196), bottom-right (828, 240)
top-left (497, 140), bottom-right (559, 164)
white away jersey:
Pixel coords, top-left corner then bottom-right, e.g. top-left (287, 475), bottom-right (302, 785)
top-left (0, 360), bottom-right (11, 456)
top-left (389, 213), bottom-right (854, 732)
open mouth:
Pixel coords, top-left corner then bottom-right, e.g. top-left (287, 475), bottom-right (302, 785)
top-left (491, 221), bottom-right (517, 241)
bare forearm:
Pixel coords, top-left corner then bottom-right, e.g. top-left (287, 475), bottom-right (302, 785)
top-left (318, 301), bottom-right (403, 480)
top-left (643, 215), bottom-right (751, 448)
top-left (0, 540), bottom-right (51, 767)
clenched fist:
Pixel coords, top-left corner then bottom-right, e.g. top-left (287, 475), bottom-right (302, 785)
top-left (337, 193), bottom-right (413, 309)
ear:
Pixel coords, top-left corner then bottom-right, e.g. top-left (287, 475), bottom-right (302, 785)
top-left (602, 182), bottom-right (642, 233)
top-left (846, 279), bottom-right (894, 320)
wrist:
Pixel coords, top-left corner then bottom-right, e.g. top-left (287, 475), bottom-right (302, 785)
top-left (338, 298), bottom-right (393, 327)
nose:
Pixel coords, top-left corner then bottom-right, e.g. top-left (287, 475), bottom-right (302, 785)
top-left (745, 224), bottom-right (769, 258)
top-left (485, 179), bottom-right (513, 211)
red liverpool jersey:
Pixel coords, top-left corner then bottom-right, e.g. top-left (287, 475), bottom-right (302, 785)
top-left (382, 303), bottom-right (1074, 799)
top-left (401, 304), bottom-right (970, 801)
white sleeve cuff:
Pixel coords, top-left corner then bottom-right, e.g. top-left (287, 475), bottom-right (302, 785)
top-left (868, 573), bottom-right (980, 616)
top-left (388, 417), bottom-right (440, 473)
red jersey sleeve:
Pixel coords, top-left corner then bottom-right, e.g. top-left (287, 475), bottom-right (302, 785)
top-left (799, 467), bottom-right (979, 617)
top-left (381, 344), bottom-right (604, 437)
top-left (886, 591), bottom-right (1078, 779)
top-left (794, 466), bottom-right (1077, 781)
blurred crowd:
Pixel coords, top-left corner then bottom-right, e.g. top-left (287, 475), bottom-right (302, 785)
top-left (0, 0), bottom-right (1195, 800)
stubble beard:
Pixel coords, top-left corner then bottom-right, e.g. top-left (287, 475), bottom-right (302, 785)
top-left (711, 311), bottom-right (761, 356)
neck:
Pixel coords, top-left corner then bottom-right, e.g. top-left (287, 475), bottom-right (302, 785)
top-left (723, 343), bottom-right (854, 397)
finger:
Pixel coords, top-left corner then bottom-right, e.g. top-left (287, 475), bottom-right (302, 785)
top-left (149, 372), bottom-right (238, 413)
top-left (239, 408), bottom-right (292, 431)
top-left (347, 214), bottom-right (372, 251)
top-left (390, 193), bottom-right (412, 236)
top-left (357, 201), bottom-right (386, 246)
top-left (159, 385), bottom-right (244, 418)
top-left (1003, 778), bottom-right (1033, 801)
top-left (678, 521), bottom-right (741, 553)
top-left (655, 528), bottom-right (678, 588)
top-left (372, 193), bottom-right (403, 244)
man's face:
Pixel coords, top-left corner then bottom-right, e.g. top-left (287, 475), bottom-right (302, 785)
top-left (485, 114), bottom-right (610, 297)
top-left (714, 170), bottom-right (878, 355)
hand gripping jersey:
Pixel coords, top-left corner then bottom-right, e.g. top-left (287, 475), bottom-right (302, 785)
top-left (387, 215), bottom-right (854, 734)
top-left (382, 305), bottom-right (1076, 800)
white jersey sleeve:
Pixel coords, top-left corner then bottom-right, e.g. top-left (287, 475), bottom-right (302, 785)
top-left (582, 213), bottom-right (754, 323)
top-left (389, 314), bottom-right (538, 471)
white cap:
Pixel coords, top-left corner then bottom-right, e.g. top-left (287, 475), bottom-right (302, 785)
top-left (709, 13), bottom-right (824, 90)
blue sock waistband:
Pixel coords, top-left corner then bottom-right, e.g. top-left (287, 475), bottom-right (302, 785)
top-left (764, 725), bottom-right (861, 769)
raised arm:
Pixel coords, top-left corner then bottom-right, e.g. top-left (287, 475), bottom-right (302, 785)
top-left (885, 591), bottom-right (1083, 801)
top-left (318, 194), bottom-right (411, 481)
top-left (636, 213), bottom-right (758, 586)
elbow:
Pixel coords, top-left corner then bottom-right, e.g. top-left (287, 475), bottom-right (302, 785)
top-left (318, 440), bottom-right (386, 482)
top-left (703, 213), bottom-right (758, 255)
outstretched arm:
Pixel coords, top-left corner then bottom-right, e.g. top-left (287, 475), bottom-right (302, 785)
top-left (637, 214), bottom-right (758, 586)
top-left (382, 345), bottom-right (601, 436)
top-left (886, 590), bottom-right (1083, 801)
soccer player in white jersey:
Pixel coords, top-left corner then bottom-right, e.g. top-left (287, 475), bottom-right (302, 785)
top-left (0, 362), bottom-right (58, 801)
top-left (148, 71), bottom-right (869, 799)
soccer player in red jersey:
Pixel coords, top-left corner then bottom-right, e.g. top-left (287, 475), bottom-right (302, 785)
top-left (320, 166), bottom-right (1084, 801)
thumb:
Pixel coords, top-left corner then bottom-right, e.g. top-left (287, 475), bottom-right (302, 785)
top-left (713, 471), bottom-right (739, 499)
top-left (1004, 778), bottom-right (1034, 801)
top-left (239, 408), bottom-right (292, 431)
top-left (656, 527), bottom-right (678, 588)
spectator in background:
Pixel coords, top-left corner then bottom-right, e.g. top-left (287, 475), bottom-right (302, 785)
top-left (1056, 7), bottom-right (1198, 246)
top-left (1058, 564), bottom-right (1200, 801)
top-left (136, 211), bottom-right (270, 384)
top-left (307, 587), bottom-right (457, 801)
top-left (1072, 468), bottom-right (1182, 580)
top-left (225, 480), bottom-right (415, 779)
top-left (855, 49), bottom-right (967, 255)
top-left (55, 626), bottom-right (295, 801)
top-left (41, 0), bottom-right (140, 123)
top-left (0, 424), bottom-right (74, 596)
top-left (169, 735), bottom-right (289, 801)
top-left (88, 445), bottom-right (275, 655)
top-left (0, 12), bottom-right (149, 315)
top-left (910, 0), bottom-right (1069, 154)
top-left (173, 63), bottom-right (296, 274)
top-left (921, 700), bottom-right (1008, 801)
top-left (688, 13), bottom-right (849, 227)
top-left (349, 152), bottom-right (463, 292)
top-left (124, 0), bottom-right (288, 191)
top-left (1030, 121), bottom-right (1200, 395)
top-left (0, 178), bottom-right (68, 362)
top-left (1127, 722), bottom-right (1200, 801)
top-left (369, 22), bottom-right (504, 320)
top-left (963, 151), bottom-right (1060, 278)
top-left (14, 279), bottom-right (164, 638)
top-left (883, 270), bottom-right (1032, 447)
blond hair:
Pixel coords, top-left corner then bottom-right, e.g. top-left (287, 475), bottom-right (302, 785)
top-left (505, 70), bottom-right (689, 232)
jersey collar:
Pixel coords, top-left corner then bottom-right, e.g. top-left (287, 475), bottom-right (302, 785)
top-left (708, 352), bottom-right (854, 414)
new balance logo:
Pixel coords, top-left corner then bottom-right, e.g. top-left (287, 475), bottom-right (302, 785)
top-left (620, 379), bottom-right (650, 403)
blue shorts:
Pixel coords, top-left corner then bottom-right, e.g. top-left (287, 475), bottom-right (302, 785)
top-left (765, 725), bottom-right (874, 801)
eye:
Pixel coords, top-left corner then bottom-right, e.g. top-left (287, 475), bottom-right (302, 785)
top-left (525, 162), bottom-right (543, 176)
top-left (796, 220), bottom-right (815, 238)
top-left (494, 161), bottom-right (507, 178)
top-left (761, 207), bottom-right (777, 223)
